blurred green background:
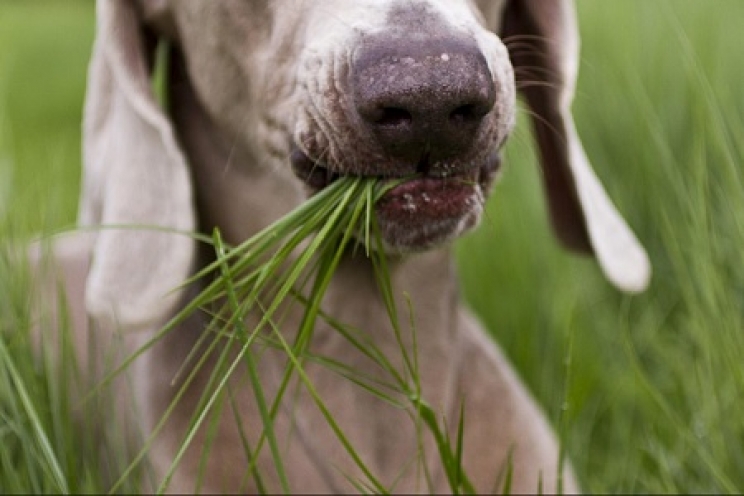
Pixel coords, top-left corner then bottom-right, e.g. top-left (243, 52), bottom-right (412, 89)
top-left (1, 0), bottom-right (743, 492)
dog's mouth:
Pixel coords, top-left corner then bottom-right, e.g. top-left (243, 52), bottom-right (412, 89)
top-left (290, 147), bottom-right (502, 250)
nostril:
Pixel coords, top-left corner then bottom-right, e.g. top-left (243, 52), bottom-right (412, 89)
top-left (449, 103), bottom-right (488, 124)
top-left (374, 107), bottom-right (413, 127)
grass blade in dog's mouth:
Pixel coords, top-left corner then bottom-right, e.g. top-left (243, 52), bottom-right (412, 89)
top-left (183, 176), bottom-right (395, 312)
top-left (108, 177), bottom-right (398, 493)
top-left (137, 175), bottom-right (475, 494)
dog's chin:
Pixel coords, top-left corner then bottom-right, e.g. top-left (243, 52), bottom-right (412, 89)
top-left (290, 148), bottom-right (501, 253)
top-left (374, 172), bottom-right (487, 252)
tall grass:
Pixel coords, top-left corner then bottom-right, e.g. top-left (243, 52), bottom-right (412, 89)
top-left (1, 0), bottom-right (743, 493)
top-left (458, 0), bottom-right (744, 492)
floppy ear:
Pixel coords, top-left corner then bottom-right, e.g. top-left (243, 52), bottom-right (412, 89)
top-left (79, 0), bottom-right (196, 330)
top-left (501, 0), bottom-right (651, 292)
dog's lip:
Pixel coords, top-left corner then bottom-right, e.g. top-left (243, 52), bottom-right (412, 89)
top-left (290, 147), bottom-right (501, 249)
top-left (290, 147), bottom-right (501, 192)
top-left (290, 148), bottom-right (339, 189)
top-left (375, 173), bottom-right (480, 222)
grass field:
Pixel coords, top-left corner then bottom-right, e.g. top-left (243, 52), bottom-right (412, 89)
top-left (1, 0), bottom-right (743, 493)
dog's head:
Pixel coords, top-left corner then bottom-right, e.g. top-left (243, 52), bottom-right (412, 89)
top-left (81, 0), bottom-right (650, 329)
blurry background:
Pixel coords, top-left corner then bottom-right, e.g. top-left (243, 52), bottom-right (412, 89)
top-left (1, 0), bottom-right (743, 492)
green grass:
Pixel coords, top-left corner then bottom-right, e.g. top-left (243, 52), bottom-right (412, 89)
top-left (2, 0), bottom-right (744, 493)
top-left (459, 1), bottom-right (744, 492)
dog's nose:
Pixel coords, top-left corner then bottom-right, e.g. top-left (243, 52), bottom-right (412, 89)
top-left (352, 37), bottom-right (496, 168)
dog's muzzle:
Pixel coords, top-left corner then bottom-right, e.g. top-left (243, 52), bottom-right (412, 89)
top-left (292, 35), bottom-right (506, 251)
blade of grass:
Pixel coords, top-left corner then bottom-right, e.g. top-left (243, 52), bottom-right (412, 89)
top-left (0, 335), bottom-right (69, 492)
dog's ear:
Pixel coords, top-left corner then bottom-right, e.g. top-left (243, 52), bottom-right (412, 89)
top-left (79, 0), bottom-right (196, 330)
top-left (501, 0), bottom-right (651, 292)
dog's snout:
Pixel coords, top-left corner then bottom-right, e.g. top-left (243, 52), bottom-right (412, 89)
top-left (352, 37), bottom-right (496, 166)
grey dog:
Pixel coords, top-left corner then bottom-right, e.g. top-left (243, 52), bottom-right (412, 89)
top-left (30, 0), bottom-right (650, 493)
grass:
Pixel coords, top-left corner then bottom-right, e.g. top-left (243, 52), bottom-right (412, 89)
top-left (459, 1), bottom-right (744, 492)
top-left (1, 0), bottom-right (744, 493)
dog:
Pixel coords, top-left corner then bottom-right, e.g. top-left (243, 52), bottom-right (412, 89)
top-left (30, 0), bottom-right (651, 493)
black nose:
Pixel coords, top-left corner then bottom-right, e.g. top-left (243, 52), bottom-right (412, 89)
top-left (352, 37), bottom-right (496, 169)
